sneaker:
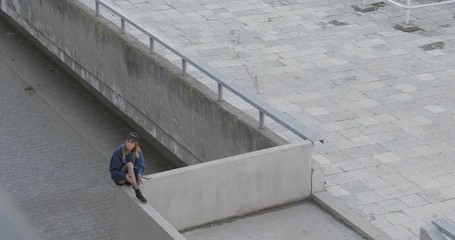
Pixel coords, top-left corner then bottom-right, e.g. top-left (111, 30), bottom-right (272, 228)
top-left (134, 189), bottom-right (147, 204)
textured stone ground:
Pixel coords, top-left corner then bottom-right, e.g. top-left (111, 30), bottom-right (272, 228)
top-left (79, 0), bottom-right (455, 239)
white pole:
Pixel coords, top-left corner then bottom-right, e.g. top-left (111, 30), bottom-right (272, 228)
top-left (406, 0), bottom-right (411, 24)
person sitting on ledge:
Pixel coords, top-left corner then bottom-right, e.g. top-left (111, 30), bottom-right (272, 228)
top-left (109, 132), bottom-right (147, 203)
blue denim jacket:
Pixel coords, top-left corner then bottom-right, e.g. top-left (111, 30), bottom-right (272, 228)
top-left (109, 144), bottom-right (145, 183)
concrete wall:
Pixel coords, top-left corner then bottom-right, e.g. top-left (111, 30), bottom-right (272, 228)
top-left (116, 187), bottom-right (187, 240)
top-left (0, 0), bottom-right (287, 166)
top-left (142, 142), bottom-right (312, 231)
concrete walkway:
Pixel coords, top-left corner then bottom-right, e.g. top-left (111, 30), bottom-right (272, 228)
top-left (183, 200), bottom-right (364, 240)
top-left (0, 16), bottom-right (174, 240)
top-left (78, 0), bottom-right (455, 239)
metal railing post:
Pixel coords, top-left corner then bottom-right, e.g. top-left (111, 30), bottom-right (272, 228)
top-left (259, 111), bottom-right (265, 129)
top-left (217, 83), bottom-right (223, 102)
top-left (182, 59), bottom-right (187, 76)
top-left (149, 38), bottom-right (155, 54)
top-left (405, 0), bottom-right (411, 24)
top-left (121, 18), bottom-right (125, 33)
top-left (95, 1), bottom-right (100, 16)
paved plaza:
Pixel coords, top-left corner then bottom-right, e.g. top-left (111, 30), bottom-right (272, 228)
top-left (79, 0), bottom-right (455, 239)
top-left (0, 17), bottom-right (174, 239)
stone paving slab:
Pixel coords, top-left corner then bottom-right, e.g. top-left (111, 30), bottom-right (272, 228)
top-left (0, 16), bottom-right (174, 240)
top-left (78, 0), bottom-right (455, 239)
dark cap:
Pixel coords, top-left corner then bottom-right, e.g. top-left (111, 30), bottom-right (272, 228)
top-left (127, 132), bottom-right (140, 142)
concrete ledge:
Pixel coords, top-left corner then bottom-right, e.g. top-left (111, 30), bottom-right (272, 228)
top-left (420, 224), bottom-right (446, 240)
top-left (144, 142), bottom-right (313, 231)
top-left (312, 191), bottom-right (392, 240)
top-left (117, 187), bottom-right (186, 240)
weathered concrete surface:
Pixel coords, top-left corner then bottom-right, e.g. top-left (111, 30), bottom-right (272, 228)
top-left (0, 0), bottom-right (287, 166)
top-left (143, 142), bottom-right (312, 231)
top-left (419, 224), bottom-right (446, 240)
top-left (313, 191), bottom-right (392, 240)
top-left (0, 15), bottom-right (173, 239)
top-left (183, 200), bottom-right (365, 240)
top-left (117, 187), bottom-right (186, 240)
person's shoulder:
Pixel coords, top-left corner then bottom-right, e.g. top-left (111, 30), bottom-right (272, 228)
top-left (113, 144), bottom-right (124, 154)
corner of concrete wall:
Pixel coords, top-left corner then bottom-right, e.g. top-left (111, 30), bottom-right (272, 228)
top-left (311, 161), bottom-right (325, 193)
top-left (117, 186), bottom-right (187, 240)
top-left (144, 141), bottom-right (313, 231)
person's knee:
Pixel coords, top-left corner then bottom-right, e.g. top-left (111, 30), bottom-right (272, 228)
top-left (126, 162), bottom-right (134, 169)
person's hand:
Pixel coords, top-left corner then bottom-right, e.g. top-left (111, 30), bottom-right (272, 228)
top-left (142, 175), bottom-right (152, 180)
top-left (126, 174), bottom-right (134, 183)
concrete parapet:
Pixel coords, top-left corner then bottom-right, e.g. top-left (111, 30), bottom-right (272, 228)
top-left (117, 187), bottom-right (186, 240)
top-left (0, 0), bottom-right (287, 166)
top-left (419, 224), bottom-right (446, 240)
top-left (142, 142), bottom-right (312, 231)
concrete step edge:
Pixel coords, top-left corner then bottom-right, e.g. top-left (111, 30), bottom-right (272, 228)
top-left (312, 191), bottom-right (393, 240)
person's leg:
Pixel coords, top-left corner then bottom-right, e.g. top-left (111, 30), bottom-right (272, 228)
top-left (120, 162), bottom-right (147, 203)
top-left (121, 162), bottom-right (138, 189)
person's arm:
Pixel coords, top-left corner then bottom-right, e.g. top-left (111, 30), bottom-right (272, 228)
top-left (135, 151), bottom-right (145, 184)
top-left (136, 151), bottom-right (145, 176)
top-left (109, 150), bottom-right (125, 179)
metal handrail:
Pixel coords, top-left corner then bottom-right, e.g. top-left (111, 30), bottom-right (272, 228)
top-left (95, 0), bottom-right (323, 144)
top-left (362, 0), bottom-right (455, 24)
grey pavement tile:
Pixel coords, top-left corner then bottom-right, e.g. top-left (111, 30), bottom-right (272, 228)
top-left (376, 186), bottom-right (409, 200)
top-left (359, 202), bottom-right (389, 216)
top-left (380, 174), bottom-right (411, 186)
top-left (337, 159), bottom-right (365, 171)
top-left (370, 215), bottom-right (393, 229)
top-left (321, 150), bottom-right (351, 163)
top-left (355, 191), bottom-right (385, 205)
top-left (382, 225), bottom-right (415, 240)
top-left (378, 199), bottom-right (409, 212)
top-left (412, 178), bottom-right (443, 191)
top-left (398, 194), bottom-right (429, 208)
top-left (419, 189), bottom-right (452, 203)
top-left (390, 157), bottom-right (432, 171)
top-left (342, 144), bottom-right (388, 159)
top-left (374, 152), bottom-right (402, 163)
top-left (326, 185), bottom-right (350, 197)
top-left (422, 202), bottom-right (455, 217)
top-left (340, 181), bottom-right (371, 194)
top-left (403, 206), bottom-right (436, 221)
top-left (367, 164), bottom-right (397, 176)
